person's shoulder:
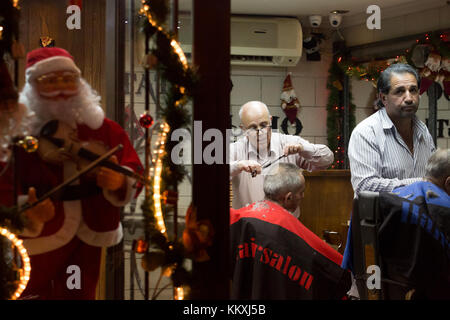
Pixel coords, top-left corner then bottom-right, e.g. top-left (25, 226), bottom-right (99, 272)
top-left (350, 110), bottom-right (382, 138)
top-left (392, 181), bottom-right (449, 207)
top-left (355, 110), bottom-right (381, 129)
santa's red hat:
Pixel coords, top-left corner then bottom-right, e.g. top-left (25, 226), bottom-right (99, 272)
top-left (282, 73), bottom-right (294, 91)
top-left (25, 47), bottom-right (81, 83)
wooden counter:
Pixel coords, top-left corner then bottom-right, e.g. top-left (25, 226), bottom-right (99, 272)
top-left (230, 170), bottom-right (354, 253)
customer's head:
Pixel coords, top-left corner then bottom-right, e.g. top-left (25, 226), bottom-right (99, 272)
top-left (239, 101), bottom-right (272, 152)
top-left (377, 63), bottom-right (420, 122)
top-left (425, 148), bottom-right (450, 195)
top-left (263, 163), bottom-right (305, 214)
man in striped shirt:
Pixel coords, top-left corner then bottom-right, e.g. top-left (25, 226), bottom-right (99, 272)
top-left (343, 63), bottom-right (436, 298)
top-left (348, 63), bottom-right (435, 194)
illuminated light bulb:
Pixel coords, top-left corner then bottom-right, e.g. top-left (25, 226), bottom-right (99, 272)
top-left (175, 287), bottom-right (185, 300)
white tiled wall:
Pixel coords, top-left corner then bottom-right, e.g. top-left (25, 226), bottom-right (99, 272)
top-left (229, 41), bottom-right (333, 145)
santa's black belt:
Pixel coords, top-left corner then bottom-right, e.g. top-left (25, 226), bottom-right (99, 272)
top-left (57, 184), bottom-right (102, 201)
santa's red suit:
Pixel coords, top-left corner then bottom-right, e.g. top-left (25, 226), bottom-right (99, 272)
top-left (2, 47), bottom-right (144, 300)
top-left (16, 119), bottom-right (142, 299)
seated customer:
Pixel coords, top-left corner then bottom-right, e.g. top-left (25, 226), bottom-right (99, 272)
top-left (230, 163), bottom-right (351, 299)
top-left (376, 148), bottom-right (449, 299)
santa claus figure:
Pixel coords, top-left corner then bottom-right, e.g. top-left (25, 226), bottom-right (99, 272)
top-left (280, 73), bottom-right (301, 126)
top-left (16, 47), bottom-right (143, 299)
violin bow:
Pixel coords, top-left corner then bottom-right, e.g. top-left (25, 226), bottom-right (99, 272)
top-left (17, 144), bottom-right (123, 214)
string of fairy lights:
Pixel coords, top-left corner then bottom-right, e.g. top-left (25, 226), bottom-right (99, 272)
top-left (151, 122), bottom-right (170, 236)
top-left (0, 226), bottom-right (31, 300)
top-left (139, 2), bottom-right (188, 70)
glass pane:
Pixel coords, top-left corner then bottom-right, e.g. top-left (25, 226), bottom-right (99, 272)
top-left (122, 0), bottom-right (193, 300)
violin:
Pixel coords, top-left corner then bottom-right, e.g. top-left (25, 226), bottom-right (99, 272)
top-left (37, 119), bottom-right (147, 184)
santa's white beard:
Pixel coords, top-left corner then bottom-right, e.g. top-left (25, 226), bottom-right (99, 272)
top-left (19, 79), bottom-right (105, 135)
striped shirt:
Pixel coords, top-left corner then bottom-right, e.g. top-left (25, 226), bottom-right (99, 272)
top-left (348, 107), bottom-right (435, 195)
top-left (230, 132), bottom-right (334, 209)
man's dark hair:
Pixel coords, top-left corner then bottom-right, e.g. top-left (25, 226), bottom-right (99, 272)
top-left (377, 63), bottom-right (421, 95)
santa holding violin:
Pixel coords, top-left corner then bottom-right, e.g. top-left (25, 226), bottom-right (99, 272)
top-left (13, 47), bottom-right (143, 299)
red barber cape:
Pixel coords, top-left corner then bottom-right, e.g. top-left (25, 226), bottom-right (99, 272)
top-left (230, 201), bottom-right (351, 299)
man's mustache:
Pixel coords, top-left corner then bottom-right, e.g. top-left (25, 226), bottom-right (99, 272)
top-left (39, 89), bottom-right (79, 98)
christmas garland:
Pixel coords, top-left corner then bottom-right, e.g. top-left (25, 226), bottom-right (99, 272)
top-left (405, 31), bottom-right (450, 95)
top-left (326, 58), bottom-right (356, 169)
top-left (337, 55), bottom-right (407, 87)
top-left (137, 0), bottom-right (198, 299)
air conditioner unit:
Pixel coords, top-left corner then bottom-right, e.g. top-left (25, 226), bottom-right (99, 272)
top-left (178, 15), bottom-right (303, 67)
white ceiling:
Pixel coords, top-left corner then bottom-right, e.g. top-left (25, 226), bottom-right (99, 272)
top-left (179, 0), bottom-right (447, 27)
top-left (180, 0), bottom-right (420, 16)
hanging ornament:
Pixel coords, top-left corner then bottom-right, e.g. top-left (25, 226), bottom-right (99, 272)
top-left (16, 136), bottom-right (39, 153)
top-left (39, 36), bottom-right (55, 48)
top-left (11, 40), bottom-right (25, 59)
top-left (139, 112), bottom-right (154, 128)
top-left (332, 80), bottom-right (343, 91)
top-left (0, 26), bottom-right (3, 41)
top-left (142, 53), bottom-right (158, 70)
top-left (141, 250), bottom-right (166, 272)
top-left (134, 238), bottom-right (149, 253)
top-left (182, 205), bottom-right (214, 262)
top-left (162, 190), bottom-right (178, 206)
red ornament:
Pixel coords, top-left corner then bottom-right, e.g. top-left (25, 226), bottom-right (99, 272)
top-left (134, 239), bottom-right (149, 253)
top-left (139, 113), bottom-right (154, 128)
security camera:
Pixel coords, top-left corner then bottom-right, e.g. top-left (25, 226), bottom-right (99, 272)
top-left (309, 15), bottom-right (322, 28)
top-left (329, 12), bottom-right (342, 28)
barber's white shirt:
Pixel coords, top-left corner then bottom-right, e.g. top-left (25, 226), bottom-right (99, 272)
top-left (230, 132), bottom-right (334, 209)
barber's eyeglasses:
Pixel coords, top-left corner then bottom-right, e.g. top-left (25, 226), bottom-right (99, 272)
top-left (244, 124), bottom-right (270, 136)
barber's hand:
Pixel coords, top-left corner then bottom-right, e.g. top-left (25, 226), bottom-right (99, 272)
top-left (238, 160), bottom-right (262, 177)
top-left (24, 187), bottom-right (55, 227)
top-left (283, 144), bottom-right (304, 156)
top-left (96, 155), bottom-right (126, 191)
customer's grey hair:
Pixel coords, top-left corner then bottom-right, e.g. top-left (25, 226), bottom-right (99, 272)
top-left (425, 148), bottom-right (450, 180)
top-left (263, 163), bottom-right (303, 201)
